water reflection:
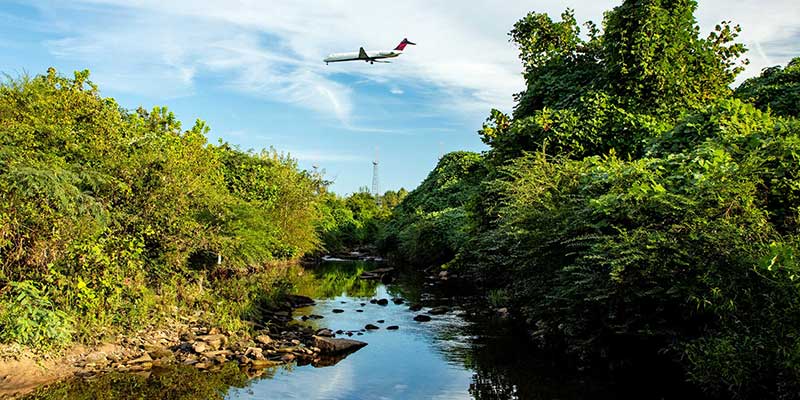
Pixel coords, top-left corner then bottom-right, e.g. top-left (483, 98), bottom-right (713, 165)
top-left (22, 261), bottom-right (681, 400)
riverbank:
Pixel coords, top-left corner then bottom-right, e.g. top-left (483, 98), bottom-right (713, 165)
top-left (0, 261), bottom-right (379, 399)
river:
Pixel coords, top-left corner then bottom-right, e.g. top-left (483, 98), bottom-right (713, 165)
top-left (23, 260), bottom-right (695, 399)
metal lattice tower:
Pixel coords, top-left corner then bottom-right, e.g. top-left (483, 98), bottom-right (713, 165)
top-left (372, 146), bottom-right (381, 206)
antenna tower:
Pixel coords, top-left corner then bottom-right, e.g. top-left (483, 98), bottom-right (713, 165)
top-left (372, 146), bottom-right (381, 206)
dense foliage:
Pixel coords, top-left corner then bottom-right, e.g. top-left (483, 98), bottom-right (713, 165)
top-left (317, 188), bottom-right (406, 254)
top-left (736, 57), bottom-right (800, 118)
top-left (379, 151), bottom-right (485, 266)
top-left (387, 1), bottom-right (800, 398)
top-left (0, 69), bottom-right (325, 349)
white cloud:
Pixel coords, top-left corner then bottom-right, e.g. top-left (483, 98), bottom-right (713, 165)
top-left (31, 0), bottom-right (800, 124)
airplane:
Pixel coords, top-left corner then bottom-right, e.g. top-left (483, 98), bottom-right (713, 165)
top-left (324, 38), bottom-right (416, 65)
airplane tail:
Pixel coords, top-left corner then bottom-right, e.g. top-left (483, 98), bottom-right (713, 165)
top-left (394, 38), bottom-right (416, 51)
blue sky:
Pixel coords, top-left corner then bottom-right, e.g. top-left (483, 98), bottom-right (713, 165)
top-left (2, 0), bottom-right (798, 194)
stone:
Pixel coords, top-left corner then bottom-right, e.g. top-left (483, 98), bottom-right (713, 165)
top-left (313, 336), bottom-right (368, 354)
top-left (315, 328), bottom-right (334, 337)
top-left (84, 352), bottom-right (109, 367)
top-left (196, 334), bottom-right (227, 350)
top-left (128, 352), bottom-right (153, 364)
top-left (332, 309), bottom-right (345, 313)
top-left (376, 299), bottom-right (389, 306)
top-left (365, 324), bottom-right (380, 330)
top-left (409, 304), bottom-right (423, 311)
top-left (376, 320), bottom-right (385, 323)
top-left (255, 335), bottom-right (273, 345)
top-left (496, 307), bottom-right (510, 318)
top-left (428, 306), bottom-right (449, 315)
top-left (369, 299), bottom-right (378, 304)
top-left (286, 294), bottom-right (315, 308)
top-left (356, 309), bottom-right (364, 312)
top-left (145, 346), bottom-right (173, 360)
top-left (392, 298), bottom-right (404, 305)
top-left (413, 315), bottom-right (432, 322)
top-left (386, 325), bottom-right (399, 330)
top-left (280, 353), bottom-right (295, 362)
top-left (191, 341), bottom-right (208, 354)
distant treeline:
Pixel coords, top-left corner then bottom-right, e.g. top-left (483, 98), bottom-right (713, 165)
top-left (0, 68), bottom-right (402, 351)
top-left (379, 1), bottom-right (800, 398)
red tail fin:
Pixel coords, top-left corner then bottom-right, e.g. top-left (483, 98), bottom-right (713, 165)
top-left (394, 38), bottom-right (416, 51)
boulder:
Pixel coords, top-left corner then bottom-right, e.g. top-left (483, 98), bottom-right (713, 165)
top-left (376, 299), bottom-right (389, 306)
top-left (313, 336), bottom-right (368, 354)
top-left (365, 324), bottom-right (380, 330)
top-left (413, 315), bottom-right (432, 322)
top-left (392, 298), bottom-right (405, 305)
top-left (409, 304), bottom-right (423, 311)
top-left (315, 328), bottom-right (334, 337)
top-left (332, 309), bottom-right (345, 313)
top-left (386, 325), bottom-right (399, 330)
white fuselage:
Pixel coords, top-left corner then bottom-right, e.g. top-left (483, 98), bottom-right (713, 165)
top-left (324, 49), bottom-right (403, 64)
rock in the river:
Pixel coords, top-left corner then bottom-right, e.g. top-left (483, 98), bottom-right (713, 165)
top-left (356, 309), bottom-right (364, 312)
top-left (428, 306), bottom-right (449, 315)
top-left (392, 298), bottom-right (404, 305)
top-left (413, 315), bottom-right (432, 322)
top-left (409, 304), bottom-right (423, 311)
top-left (369, 299), bottom-right (378, 304)
top-left (315, 328), bottom-right (334, 337)
top-left (365, 324), bottom-right (380, 330)
top-left (286, 294), bottom-right (315, 308)
top-left (313, 336), bottom-right (368, 354)
top-left (386, 325), bottom-right (399, 330)
top-left (332, 309), bottom-right (345, 313)
top-left (376, 320), bottom-right (385, 323)
top-left (376, 299), bottom-right (389, 306)
top-left (308, 314), bottom-right (324, 320)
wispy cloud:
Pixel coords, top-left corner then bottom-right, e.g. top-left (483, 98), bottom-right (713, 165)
top-left (25, 0), bottom-right (800, 126)
top-left (285, 149), bottom-right (368, 163)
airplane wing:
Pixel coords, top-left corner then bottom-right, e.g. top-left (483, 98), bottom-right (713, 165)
top-left (358, 47), bottom-right (369, 60)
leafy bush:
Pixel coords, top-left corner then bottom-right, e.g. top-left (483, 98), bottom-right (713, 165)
top-left (0, 68), bottom-right (327, 349)
top-left (380, 151), bottom-right (485, 266)
top-left (0, 281), bottom-right (74, 350)
top-left (388, 1), bottom-right (800, 397)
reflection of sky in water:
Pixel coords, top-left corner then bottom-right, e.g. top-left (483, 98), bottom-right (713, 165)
top-left (226, 285), bottom-right (475, 400)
